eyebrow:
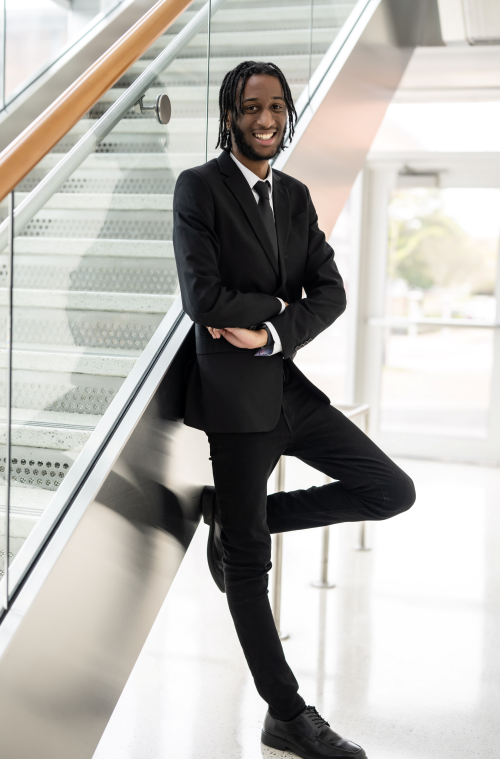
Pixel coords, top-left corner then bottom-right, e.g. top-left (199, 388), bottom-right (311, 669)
top-left (242, 96), bottom-right (284, 103)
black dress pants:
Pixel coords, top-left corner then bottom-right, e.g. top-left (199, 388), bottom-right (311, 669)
top-left (207, 370), bottom-right (416, 721)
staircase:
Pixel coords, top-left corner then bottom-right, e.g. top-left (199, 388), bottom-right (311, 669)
top-left (0, 0), bottom-right (357, 568)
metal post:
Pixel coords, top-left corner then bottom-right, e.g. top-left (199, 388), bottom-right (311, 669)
top-left (355, 521), bottom-right (370, 551)
top-left (312, 474), bottom-right (335, 588)
top-left (272, 457), bottom-right (288, 640)
top-left (355, 409), bottom-right (370, 551)
top-left (2, 192), bottom-right (14, 609)
top-left (311, 525), bottom-right (335, 588)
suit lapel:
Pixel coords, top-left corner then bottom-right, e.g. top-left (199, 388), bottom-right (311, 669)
top-left (272, 172), bottom-right (291, 297)
top-left (218, 151), bottom-right (280, 277)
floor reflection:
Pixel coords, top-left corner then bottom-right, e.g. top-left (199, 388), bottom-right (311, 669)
top-left (92, 457), bottom-right (500, 759)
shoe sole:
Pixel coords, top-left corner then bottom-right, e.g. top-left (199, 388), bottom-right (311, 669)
top-left (207, 517), bottom-right (226, 593)
top-left (201, 485), bottom-right (215, 525)
top-left (261, 730), bottom-right (367, 759)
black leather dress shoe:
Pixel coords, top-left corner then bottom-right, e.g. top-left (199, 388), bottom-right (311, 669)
top-left (201, 486), bottom-right (225, 593)
top-left (262, 706), bottom-right (367, 759)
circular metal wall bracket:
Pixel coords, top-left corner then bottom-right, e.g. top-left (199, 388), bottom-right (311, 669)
top-left (136, 93), bottom-right (171, 125)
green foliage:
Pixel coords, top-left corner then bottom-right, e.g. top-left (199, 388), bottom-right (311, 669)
top-left (387, 190), bottom-right (497, 294)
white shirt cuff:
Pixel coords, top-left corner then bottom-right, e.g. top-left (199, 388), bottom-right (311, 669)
top-left (276, 297), bottom-right (286, 314)
top-left (264, 321), bottom-right (282, 355)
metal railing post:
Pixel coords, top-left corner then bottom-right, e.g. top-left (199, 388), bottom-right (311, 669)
top-left (355, 521), bottom-right (370, 551)
top-left (312, 475), bottom-right (335, 588)
top-left (355, 407), bottom-right (370, 551)
top-left (272, 456), bottom-right (288, 640)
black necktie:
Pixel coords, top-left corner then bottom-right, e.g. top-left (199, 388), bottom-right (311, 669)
top-left (254, 180), bottom-right (278, 263)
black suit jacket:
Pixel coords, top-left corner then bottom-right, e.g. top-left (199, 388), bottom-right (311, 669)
top-left (172, 149), bottom-right (346, 433)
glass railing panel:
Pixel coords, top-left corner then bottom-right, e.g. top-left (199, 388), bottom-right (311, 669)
top-left (1, 0), bottom-right (125, 109)
top-left (0, 0), bottom-right (369, 593)
top-left (0, 0), bottom-right (211, 578)
top-left (0, 197), bottom-right (11, 603)
top-left (310, 0), bottom-right (358, 82)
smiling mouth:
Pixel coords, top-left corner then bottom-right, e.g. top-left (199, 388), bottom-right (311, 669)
top-left (253, 132), bottom-right (276, 142)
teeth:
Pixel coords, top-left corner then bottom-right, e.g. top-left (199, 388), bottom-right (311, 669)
top-left (255, 133), bottom-right (274, 140)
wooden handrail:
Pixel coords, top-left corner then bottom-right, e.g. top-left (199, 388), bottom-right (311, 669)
top-left (0, 0), bottom-right (194, 203)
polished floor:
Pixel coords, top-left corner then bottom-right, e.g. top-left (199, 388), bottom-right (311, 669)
top-left (92, 457), bottom-right (500, 759)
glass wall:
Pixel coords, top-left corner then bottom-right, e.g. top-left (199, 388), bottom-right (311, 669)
top-left (0, 0), bottom-right (124, 109)
top-left (380, 187), bottom-right (500, 438)
top-left (0, 0), bottom-right (361, 605)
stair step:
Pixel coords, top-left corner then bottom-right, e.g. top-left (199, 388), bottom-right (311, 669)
top-left (0, 349), bottom-right (138, 377)
top-left (126, 53), bottom-right (321, 81)
top-left (146, 27), bottom-right (339, 56)
top-left (1, 368), bottom-right (124, 416)
top-left (0, 288), bottom-right (175, 314)
top-left (0, 255), bottom-right (178, 293)
top-left (7, 193), bottom-right (173, 211)
top-left (10, 238), bottom-right (174, 258)
top-left (0, 486), bottom-right (56, 540)
top-left (0, 416), bottom-right (95, 452)
top-left (0, 305), bottom-right (164, 352)
top-left (20, 207), bottom-right (172, 240)
top-left (33, 152), bottom-right (216, 171)
top-left (7, 407), bottom-right (100, 429)
top-left (162, 4), bottom-right (351, 31)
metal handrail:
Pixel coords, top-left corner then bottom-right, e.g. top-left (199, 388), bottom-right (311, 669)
top-left (0, 0), bottom-right (225, 252)
top-left (0, 0), bottom-right (196, 204)
top-left (369, 317), bottom-right (500, 329)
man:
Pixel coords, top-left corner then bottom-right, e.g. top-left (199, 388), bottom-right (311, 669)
top-left (173, 61), bottom-right (415, 758)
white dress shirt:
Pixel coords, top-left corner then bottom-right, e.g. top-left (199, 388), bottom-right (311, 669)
top-left (230, 152), bottom-right (284, 355)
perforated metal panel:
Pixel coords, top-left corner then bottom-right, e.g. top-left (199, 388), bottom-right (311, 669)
top-left (2, 450), bottom-right (74, 491)
top-left (0, 371), bottom-right (124, 415)
top-left (22, 213), bottom-right (173, 239)
top-left (2, 259), bottom-right (178, 293)
top-left (0, 310), bottom-right (162, 349)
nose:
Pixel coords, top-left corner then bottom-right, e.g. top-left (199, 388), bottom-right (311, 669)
top-left (256, 108), bottom-right (275, 128)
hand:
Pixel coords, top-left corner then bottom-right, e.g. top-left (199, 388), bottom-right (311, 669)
top-left (207, 327), bottom-right (223, 339)
top-left (207, 326), bottom-right (267, 349)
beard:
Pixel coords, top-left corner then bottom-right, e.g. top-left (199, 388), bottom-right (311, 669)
top-left (231, 120), bottom-right (284, 161)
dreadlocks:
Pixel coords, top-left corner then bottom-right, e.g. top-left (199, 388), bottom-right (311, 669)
top-left (216, 61), bottom-right (297, 152)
